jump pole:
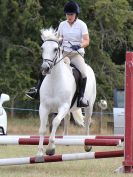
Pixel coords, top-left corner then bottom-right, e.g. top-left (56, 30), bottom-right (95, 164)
top-left (0, 137), bottom-right (121, 146)
top-left (0, 150), bottom-right (123, 166)
top-left (1, 135), bottom-right (124, 141)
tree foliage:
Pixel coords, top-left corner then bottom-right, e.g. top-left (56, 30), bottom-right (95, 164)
top-left (0, 0), bottom-right (42, 101)
top-left (0, 0), bottom-right (132, 110)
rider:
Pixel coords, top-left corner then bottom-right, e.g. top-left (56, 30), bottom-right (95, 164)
top-left (58, 1), bottom-right (90, 107)
top-left (26, 0), bottom-right (90, 107)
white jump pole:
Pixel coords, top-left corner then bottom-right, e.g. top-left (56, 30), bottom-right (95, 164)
top-left (1, 135), bottom-right (124, 141)
top-left (0, 150), bottom-right (123, 166)
top-left (0, 137), bottom-right (121, 146)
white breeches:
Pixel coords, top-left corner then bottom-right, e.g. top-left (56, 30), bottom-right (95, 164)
top-left (63, 51), bottom-right (87, 78)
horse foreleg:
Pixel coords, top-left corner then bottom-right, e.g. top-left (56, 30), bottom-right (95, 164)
top-left (46, 103), bottom-right (70, 155)
top-left (37, 104), bottom-right (49, 156)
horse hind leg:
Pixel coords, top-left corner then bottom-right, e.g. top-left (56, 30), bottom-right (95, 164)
top-left (48, 113), bottom-right (57, 133)
top-left (84, 105), bottom-right (93, 134)
top-left (49, 113), bottom-right (69, 135)
top-left (46, 103), bottom-right (70, 156)
top-left (84, 105), bottom-right (93, 152)
top-left (63, 112), bottom-right (70, 135)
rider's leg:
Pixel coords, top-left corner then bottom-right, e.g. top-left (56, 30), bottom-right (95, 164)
top-left (70, 53), bottom-right (89, 107)
top-left (26, 72), bottom-right (45, 99)
top-left (77, 77), bottom-right (89, 107)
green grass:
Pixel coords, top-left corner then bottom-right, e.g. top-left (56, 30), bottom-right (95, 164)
top-left (0, 117), bottom-right (131, 177)
top-left (0, 146), bottom-right (126, 177)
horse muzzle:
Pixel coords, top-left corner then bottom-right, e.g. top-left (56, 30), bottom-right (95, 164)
top-left (41, 64), bottom-right (51, 75)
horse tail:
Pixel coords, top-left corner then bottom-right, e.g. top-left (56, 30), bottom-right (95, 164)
top-left (71, 109), bottom-right (85, 127)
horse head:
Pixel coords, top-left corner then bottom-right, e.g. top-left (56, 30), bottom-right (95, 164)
top-left (40, 28), bottom-right (62, 75)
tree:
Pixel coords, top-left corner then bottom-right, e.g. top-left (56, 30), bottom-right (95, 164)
top-left (76, 0), bottom-right (132, 108)
top-left (0, 0), bottom-right (42, 113)
top-left (0, 0), bottom-right (42, 95)
top-left (0, 0), bottom-right (132, 110)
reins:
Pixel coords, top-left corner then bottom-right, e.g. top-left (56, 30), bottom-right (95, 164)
top-left (54, 41), bottom-right (85, 65)
top-left (54, 50), bottom-right (73, 66)
top-left (42, 39), bottom-right (84, 71)
top-left (68, 41), bottom-right (84, 58)
top-left (42, 39), bottom-right (73, 67)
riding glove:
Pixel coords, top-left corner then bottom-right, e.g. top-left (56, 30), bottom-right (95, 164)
top-left (71, 44), bottom-right (81, 51)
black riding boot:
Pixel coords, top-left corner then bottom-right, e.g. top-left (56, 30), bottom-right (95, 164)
top-left (77, 77), bottom-right (89, 107)
top-left (26, 73), bottom-right (45, 99)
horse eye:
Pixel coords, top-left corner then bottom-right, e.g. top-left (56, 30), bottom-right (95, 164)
top-left (54, 48), bottom-right (58, 52)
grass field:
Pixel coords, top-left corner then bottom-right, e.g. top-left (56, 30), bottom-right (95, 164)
top-left (0, 117), bottom-right (131, 177)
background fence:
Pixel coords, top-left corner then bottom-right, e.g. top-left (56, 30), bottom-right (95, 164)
top-left (4, 101), bottom-right (114, 135)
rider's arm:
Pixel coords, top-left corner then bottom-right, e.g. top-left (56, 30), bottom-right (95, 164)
top-left (80, 34), bottom-right (90, 48)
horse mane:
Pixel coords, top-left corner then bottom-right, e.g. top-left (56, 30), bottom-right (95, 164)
top-left (40, 28), bottom-right (58, 42)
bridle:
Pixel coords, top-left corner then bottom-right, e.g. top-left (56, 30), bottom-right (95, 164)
top-left (42, 39), bottom-right (61, 67)
top-left (41, 39), bottom-right (73, 71)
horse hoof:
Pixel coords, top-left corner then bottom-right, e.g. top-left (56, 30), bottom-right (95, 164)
top-left (35, 155), bottom-right (44, 163)
top-left (46, 148), bottom-right (55, 156)
top-left (36, 151), bottom-right (44, 157)
top-left (84, 145), bottom-right (92, 152)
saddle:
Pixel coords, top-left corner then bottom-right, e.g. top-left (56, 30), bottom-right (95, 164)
top-left (70, 64), bottom-right (82, 108)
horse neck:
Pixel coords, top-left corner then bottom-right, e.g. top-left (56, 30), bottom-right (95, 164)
top-left (0, 102), bottom-right (3, 115)
top-left (50, 60), bottom-right (65, 78)
top-left (0, 99), bottom-right (3, 106)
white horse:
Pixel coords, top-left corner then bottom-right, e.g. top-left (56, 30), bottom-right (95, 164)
top-left (0, 93), bottom-right (10, 135)
top-left (37, 28), bottom-right (96, 156)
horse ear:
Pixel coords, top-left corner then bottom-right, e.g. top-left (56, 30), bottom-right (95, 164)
top-left (55, 31), bottom-right (62, 46)
top-left (58, 37), bottom-right (63, 47)
top-left (40, 29), bottom-right (45, 41)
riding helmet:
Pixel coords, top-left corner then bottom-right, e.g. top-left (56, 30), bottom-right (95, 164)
top-left (64, 1), bottom-right (80, 14)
